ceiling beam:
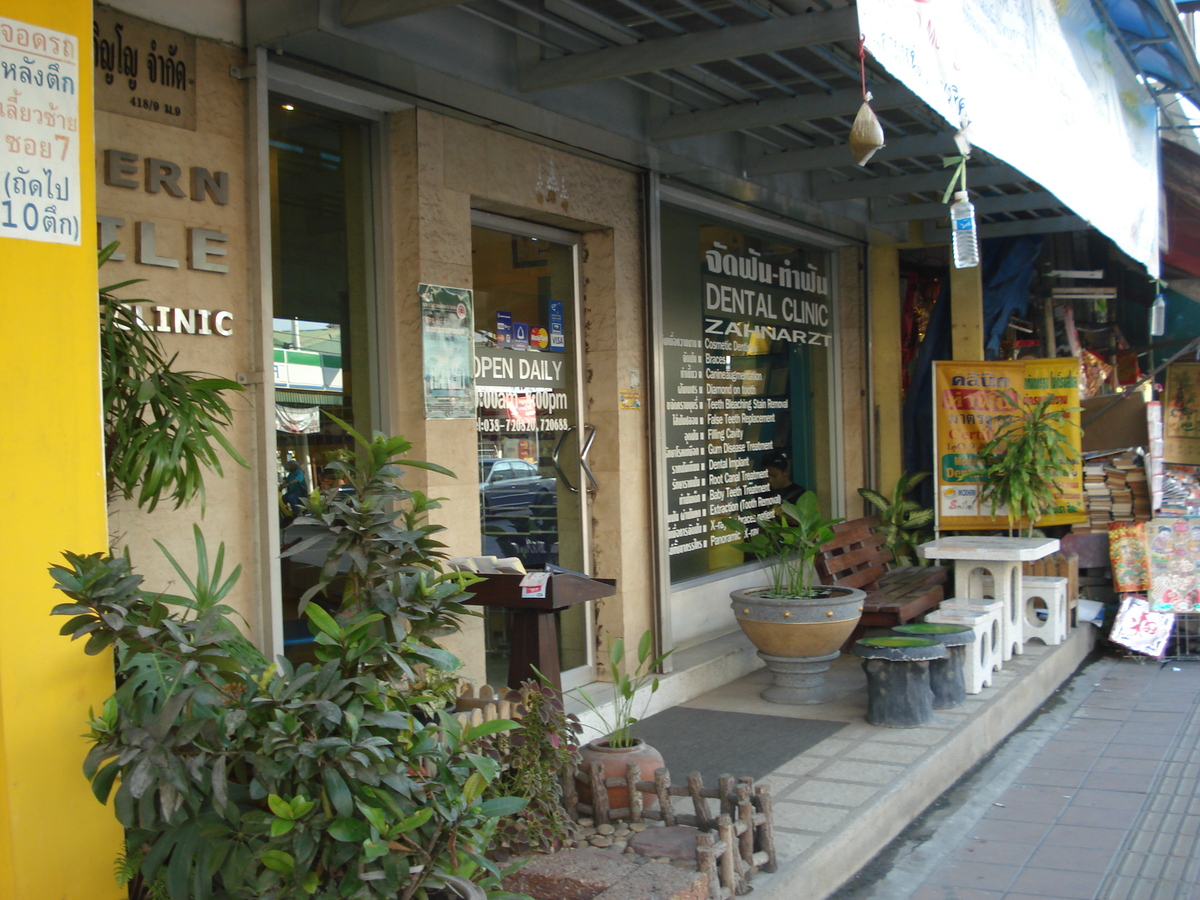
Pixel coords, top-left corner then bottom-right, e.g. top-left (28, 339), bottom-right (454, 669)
top-left (871, 190), bottom-right (1064, 223)
top-left (812, 164), bottom-right (1026, 202)
top-left (748, 132), bottom-right (956, 177)
top-left (652, 82), bottom-right (915, 142)
top-left (927, 215), bottom-right (1088, 241)
top-left (340, 0), bottom-right (464, 26)
top-left (519, 6), bottom-right (858, 93)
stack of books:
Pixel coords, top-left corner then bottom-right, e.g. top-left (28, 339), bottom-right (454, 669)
top-left (1079, 461), bottom-right (1112, 532)
top-left (1073, 452), bottom-right (1151, 532)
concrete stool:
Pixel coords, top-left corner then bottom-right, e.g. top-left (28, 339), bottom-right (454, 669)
top-left (1020, 575), bottom-right (1069, 646)
top-left (893, 624), bottom-right (975, 709)
top-left (927, 600), bottom-right (1002, 692)
top-left (852, 637), bottom-right (946, 728)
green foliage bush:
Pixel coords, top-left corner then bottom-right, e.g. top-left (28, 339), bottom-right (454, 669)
top-left (52, 424), bottom-right (526, 900)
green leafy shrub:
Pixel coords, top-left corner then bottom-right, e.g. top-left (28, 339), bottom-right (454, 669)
top-left (478, 682), bottom-right (582, 854)
top-left (858, 471), bottom-right (935, 566)
top-left (52, 426), bottom-right (525, 900)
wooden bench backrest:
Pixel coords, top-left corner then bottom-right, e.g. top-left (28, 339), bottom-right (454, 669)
top-left (814, 515), bottom-right (895, 591)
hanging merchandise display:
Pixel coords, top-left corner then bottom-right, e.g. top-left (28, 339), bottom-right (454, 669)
top-left (849, 98), bottom-right (885, 166)
top-left (942, 155), bottom-right (978, 269)
top-left (1151, 293), bottom-right (1166, 337)
top-left (949, 191), bottom-right (979, 269)
top-left (849, 37), bottom-right (885, 166)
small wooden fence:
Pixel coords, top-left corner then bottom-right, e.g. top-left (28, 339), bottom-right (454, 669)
top-left (453, 685), bottom-right (777, 899)
top-left (453, 683), bottom-right (522, 728)
top-left (567, 765), bottom-right (776, 899)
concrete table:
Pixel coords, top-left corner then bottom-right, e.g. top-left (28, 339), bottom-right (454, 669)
top-left (918, 536), bottom-right (1059, 665)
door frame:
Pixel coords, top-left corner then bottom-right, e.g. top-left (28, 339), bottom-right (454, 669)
top-left (470, 209), bottom-right (596, 689)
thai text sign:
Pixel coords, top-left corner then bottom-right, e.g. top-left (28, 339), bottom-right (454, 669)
top-left (93, 6), bottom-right (196, 130)
top-left (0, 15), bottom-right (81, 245)
top-left (934, 359), bottom-right (1083, 530)
top-left (859, 0), bottom-right (1159, 275)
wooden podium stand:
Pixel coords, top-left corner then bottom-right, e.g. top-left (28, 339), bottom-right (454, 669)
top-left (462, 573), bottom-right (617, 691)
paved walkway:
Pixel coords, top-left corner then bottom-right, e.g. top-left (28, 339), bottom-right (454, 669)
top-left (832, 656), bottom-right (1200, 900)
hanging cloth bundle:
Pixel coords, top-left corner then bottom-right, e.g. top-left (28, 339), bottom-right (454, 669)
top-left (849, 36), bottom-right (884, 166)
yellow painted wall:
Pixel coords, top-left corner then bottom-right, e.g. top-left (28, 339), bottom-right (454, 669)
top-left (0, 0), bottom-right (124, 897)
top-left (869, 243), bottom-right (904, 494)
top-left (950, 263), bottom-right (985, 361)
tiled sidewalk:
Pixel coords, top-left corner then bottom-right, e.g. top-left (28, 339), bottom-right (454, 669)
top-left (909, 658), bottom-right (1200, 900)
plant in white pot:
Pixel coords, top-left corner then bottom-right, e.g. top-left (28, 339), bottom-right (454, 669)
top-left (724, 492), bottom-right (866, 705)
top-left (572, 631), bottom-right (671, 815)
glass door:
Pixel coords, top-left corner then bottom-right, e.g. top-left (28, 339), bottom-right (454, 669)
top-left (269, 96), bottom-right (376, 661)
top-left (471, 215), bottom-right (593, 687)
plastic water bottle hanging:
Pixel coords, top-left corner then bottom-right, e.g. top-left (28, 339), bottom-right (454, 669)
top-left (950, 190), bottom-right (979, 269)
top-left (1150, 293), bottom-right (1166, 337)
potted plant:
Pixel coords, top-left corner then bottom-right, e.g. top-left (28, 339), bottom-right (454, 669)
top-left (571, 631), bottom-right (671, 813)
top-left (723, 492), bottom-right (866, 705)
top-left (977, 393), bottom-right (1080, 536)
top-left (858, 471), bottom-right (935, 566)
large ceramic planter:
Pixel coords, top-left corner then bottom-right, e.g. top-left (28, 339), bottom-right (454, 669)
top-left (577, 737), bottom-right (665, 814)
top-left (730, 585), bottom-right (866, 704)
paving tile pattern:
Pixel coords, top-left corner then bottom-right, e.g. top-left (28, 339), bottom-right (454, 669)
top-left (914, 660), bottom-right (1200, 900)
top-left (1094, 667), bottom-right (1200, 900)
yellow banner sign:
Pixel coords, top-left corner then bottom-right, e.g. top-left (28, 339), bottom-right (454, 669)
top-left (934, 359), bottom-right (1084, 531)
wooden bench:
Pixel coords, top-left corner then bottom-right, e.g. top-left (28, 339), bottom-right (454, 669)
top-left (814, 515), bottom-right (949, 643)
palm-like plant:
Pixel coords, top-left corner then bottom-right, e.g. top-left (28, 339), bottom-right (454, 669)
top-left (977, 392), bottom-right (1080, 536)
top-left (100, 243), bottom-right (245, 512)
top-left (858, 471), bottom-right (934, 566)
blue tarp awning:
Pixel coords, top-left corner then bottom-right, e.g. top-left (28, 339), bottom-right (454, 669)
top-left (1098, 0), bottom-right (1200, 107)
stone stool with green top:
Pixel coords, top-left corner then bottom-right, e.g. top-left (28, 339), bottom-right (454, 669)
top-left (851, 637), bottom-right (946, 728)
top-left (893, 623), bottom-right (976, 709)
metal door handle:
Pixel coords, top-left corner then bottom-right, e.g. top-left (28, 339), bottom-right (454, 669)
top-left (552, 425), bottom-right (598, 494)
top-left (579, 424), bottom-right (598, 494)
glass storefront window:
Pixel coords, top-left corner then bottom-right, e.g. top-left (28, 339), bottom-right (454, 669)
top-left (659, 204), bottom-right (836, 584)
top-left (269, 97), bottom-right (374, 659)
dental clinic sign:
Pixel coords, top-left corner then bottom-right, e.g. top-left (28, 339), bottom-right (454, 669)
top-left (859, 0), bottom-right (1159, 274)
top-left (0, 16), bottom-right (81, 245)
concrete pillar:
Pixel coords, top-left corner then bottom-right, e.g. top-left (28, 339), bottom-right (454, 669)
top-left (950, 263), bottom-right (985, 360)
top-left (869, 243), bottom-right (904, 495)
top-left (1, 0), bottom-right (125, 896)
top-left (384, 109), bottom-right (488, 685)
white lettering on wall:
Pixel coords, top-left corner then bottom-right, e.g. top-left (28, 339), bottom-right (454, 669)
top-left (121, 302), bottom-right (233, 336)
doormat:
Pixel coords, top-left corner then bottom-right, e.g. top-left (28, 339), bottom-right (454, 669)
top-left (629, 707), bottom-right (846, 782)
